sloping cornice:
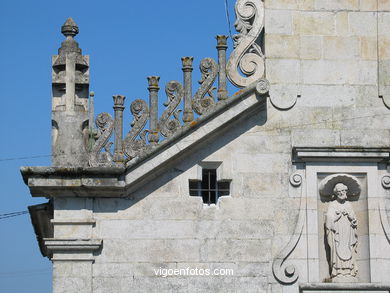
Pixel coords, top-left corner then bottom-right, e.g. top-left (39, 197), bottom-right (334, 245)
top-left (21, 80), bottom-right (268, 198)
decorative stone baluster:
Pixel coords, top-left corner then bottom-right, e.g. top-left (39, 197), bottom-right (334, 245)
top-left (216, 35), bottom-right (228, 100)
top-left (147, 76), bottom-right (160, 145)
top-left (181, 57), bottom-right (194, 123)
top-left (112, 95), bottom-right (125, 162)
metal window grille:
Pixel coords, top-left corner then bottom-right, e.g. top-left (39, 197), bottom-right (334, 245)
top-left (189, 169), bottom-right (230, 205)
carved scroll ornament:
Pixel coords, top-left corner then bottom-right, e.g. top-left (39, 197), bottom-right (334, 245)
top-left (227, 0), bottom-right (265, 88)
top-left (123, 99), bottom-right (150, 160)
top-left (273, 173), bottom-right (304, 285)
top-left (192, 57), bottom-right (218, 115)
top-left (380, 175), bottom-right (390, 243)
top-left (158, 81), bottom-right (184, 138)
top-left (89, 112), bottom-right (114, 167)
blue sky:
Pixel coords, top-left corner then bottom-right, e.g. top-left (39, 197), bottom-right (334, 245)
top-left (0, 0), bottom-right (236, 291)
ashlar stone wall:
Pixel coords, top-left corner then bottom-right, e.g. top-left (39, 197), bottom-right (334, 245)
top-left (49, 1), bottom-right (390, 292)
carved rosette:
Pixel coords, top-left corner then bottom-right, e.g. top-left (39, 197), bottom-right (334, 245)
top-left (192, 58), bottom-right (218, 115)
top-left (123, 99), bottom-right (150, 159)
top-left (158, 81), bottom-right (183, 138)
top-left (89, 112), bottom-right (114, 167)
top-left (227, 0), bottom-right (265, 88)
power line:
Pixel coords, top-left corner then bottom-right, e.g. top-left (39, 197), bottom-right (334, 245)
top-left (0, 210), bottom-right (28, 220)
top-left (0, 111), bottom-right (390, 163)
top-left (0, 154), bottom-right (52, 162)
top-left (224, 0), bottom-right (233, 40)
top-left (0, 268), bottom-right (50, 278)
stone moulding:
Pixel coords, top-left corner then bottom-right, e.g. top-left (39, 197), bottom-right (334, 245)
top-left (44, 238), bottom-right (102, 261)
top-left (20, 166), bottom-right (125, 198)
top-left (293, 147), bottom-right (390, 163)
top-left (299, 283), bottom-right (390, 292)
top-left (272, 173), bottom-right (304, 285)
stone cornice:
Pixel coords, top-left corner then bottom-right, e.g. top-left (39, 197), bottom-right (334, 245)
top-left (299, 283), bottom-right (390, 292)
top-left (293, 147), bottom-right (390, 162)
top-left (20, 166), bottom-right (125, 198)
top-left (44, 238), bottom-right (102, 261)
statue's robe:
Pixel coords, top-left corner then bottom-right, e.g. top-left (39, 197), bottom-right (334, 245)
top-left (325, 200), bottom-right (358, 279)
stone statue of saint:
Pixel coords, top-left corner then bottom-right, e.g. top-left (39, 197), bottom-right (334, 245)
top-left (325, 183), bottom-right (358, 282)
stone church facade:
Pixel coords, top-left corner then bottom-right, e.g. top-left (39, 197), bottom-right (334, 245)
top-left (22, 0), bottom-right (390, 292)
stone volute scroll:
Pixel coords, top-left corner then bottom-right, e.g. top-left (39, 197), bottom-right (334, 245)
top-left (273, 173), bottom-right (305, 285)
top-left (227, 0), bottom-right (265, 88)
top-left (380, 175), bottom-right (390, 243)
top-left (88, 112), bottom-right (114, 167)
top-left (319, 174), bottom-right (361, 283)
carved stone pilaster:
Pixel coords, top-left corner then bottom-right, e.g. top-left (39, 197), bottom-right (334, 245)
top-left (216, 35), bottom-right (228, 101)
top-left (181, 57), bottom-right (194, 123)
top-left (147, 76), bottom-right (160, 144)
top-left (112, 95), bottom-right (125, 163)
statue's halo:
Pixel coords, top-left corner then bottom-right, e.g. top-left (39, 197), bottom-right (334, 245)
top-left (319, 173), bottom-right (361, 199)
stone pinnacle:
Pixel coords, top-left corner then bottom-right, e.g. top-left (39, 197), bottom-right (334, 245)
top-left (61, 17), bottom-right (79, 38)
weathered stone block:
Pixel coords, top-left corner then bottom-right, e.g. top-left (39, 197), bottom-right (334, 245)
top-left (323, 36), bottom-right (359, 59)
top-left (349, 12), bottom-right (377, 36)
top-left (315, 0), bottom-right (359, 10)
top-left (379, 0), bottom-right (390, 10)
top-left (265, 34), bottom-right (299, 58)
top-left (360, 36), bottom-right (378, 60)
top-left (200, 238), bottom-right (271, 262)
top-left (360, 0), bottom-right (378, 11)
top-left (335, 11), bottom-right (349, 35)
top-left (98, 219), bottom-right (197, 239)
top-left (300, 85), bottom-right (356, 107)
top-left (234, 154), bottom-right (290, 173)
top-left (265, 10), bottom-right (293, 35)
top-left (340, 129), bottom-right (390, 147)
top-left (266, 59), bottom-right (300, 84)
top-left (291, 129), bottom-right (340, 147)
top-left (100, 239), bottom-right (201, 262)
top-left (265, 0), bottom-right (297, 9)
top-left (379, 36), bottom-right (390, 60)
top-left (300, 36), bottom-right (322, 59)
top-left (293, 12), bottom-right (335, 35)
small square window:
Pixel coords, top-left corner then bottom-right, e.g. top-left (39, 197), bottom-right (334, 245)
top-left (189, 168), bottom-right (230, 205)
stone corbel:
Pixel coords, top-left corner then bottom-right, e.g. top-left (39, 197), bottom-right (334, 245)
top-left (44, 238), bottom-right (102, 261)
top-left (269, 84), bottom-right (299, 111)
top-left (272, 172), bottom-right (305, 285)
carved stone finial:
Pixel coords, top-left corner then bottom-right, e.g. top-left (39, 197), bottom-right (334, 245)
top-left (61, 17), bottom-right (79, 38)
top-left (147, 76), bottom-right (160, 90)
top-left (113, 95), bottom-right (125, 108)
top-left (181, 57), bottom-right (194, 72)
top-left (216, 35), bottom-right (228, 48)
